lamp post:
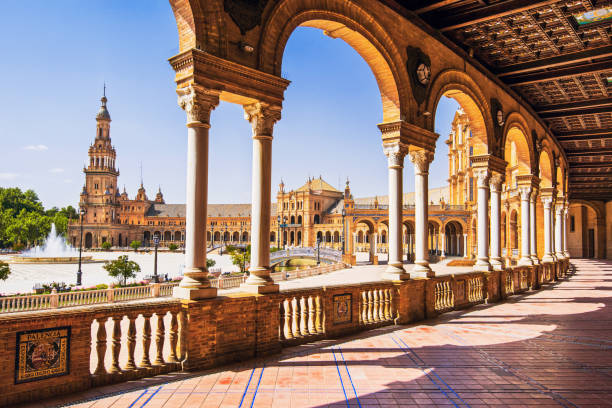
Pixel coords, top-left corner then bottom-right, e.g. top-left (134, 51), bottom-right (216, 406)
top-left (76, 207), bottom-right (86, 286)
top-left (153, 233), bottom-right (160, 283)
top-left (277, 215), bottom-right (281, 249)
top-left (316, 237), bottom-right (321, 265)
top-left (341, 208), bottom-right (346, 255)
top-left (283, 216), bottom-right (287, 248)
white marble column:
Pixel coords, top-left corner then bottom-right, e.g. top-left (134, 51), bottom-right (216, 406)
top-left (441, 232), bottom-right (446, 257)
top-left (410, 150), bottom-right (434, 277)
top-left (463, 233), bottom-right (468, 258)
top-left (550, 199), bottom-right (557, 261)
top-left (383, 143), bottom-right (409, 279)
top-left (242, 102), bottom-right (281, 293)
top-left (518, 186), bottom-right (533, 266)
top-left (541, 197), bottom-right (554, 263)
top-left (563, 203), bottom-right (570, 258)
top-left (530, 191), bottom-right (539, 264)
top-left (555, 203), bottom-right (564, 259)
top-left (474, 169), bottom-right (491, 272)
top-left (174, 85), bottom-right (219, 300)
top-left (489, 174), bottom-right (503, 271)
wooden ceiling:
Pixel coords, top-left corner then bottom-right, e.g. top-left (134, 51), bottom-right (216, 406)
top-left (403, 0), bottom-right (612, 201)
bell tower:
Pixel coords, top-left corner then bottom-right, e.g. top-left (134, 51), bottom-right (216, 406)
top-left (80, 88), bottom-right (120, 225)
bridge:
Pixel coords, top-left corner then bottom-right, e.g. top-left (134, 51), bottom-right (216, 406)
top-left (270, 247), bottom-right (343, 266)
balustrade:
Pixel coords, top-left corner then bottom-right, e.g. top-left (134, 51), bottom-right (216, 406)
top-left (467, 277), bottom-right (484, 303)
top-left (434, 280), bottom-right (454, 311)
top-left (360, 287), bottom-right (393, 324)
top-left (505, 273), bottom-right (514, 295)
top-left (280, 293), bottom-right (324, 341)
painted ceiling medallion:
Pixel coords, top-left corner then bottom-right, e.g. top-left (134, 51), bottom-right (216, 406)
top-left (496, 109), bottom-right (505, 127)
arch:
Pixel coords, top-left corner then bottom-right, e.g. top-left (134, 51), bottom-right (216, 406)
top-left (297, 231), bottom-right (302, 245)
top-left (232, 231), bottom-right (240, 242)
top-left (223, 231), bottom-right (230, 242)
top-left (176, 231), bottom-right (183, 241)
top-left (502, 112), bottom-right (535, 171)
top-left (261, 1), bottom-right (410, 122)
top-left (427, 69), bottom-right (494, 155)
top-left (297, 215), bottom-right (302, 225)
top-left (143, 231), bottom-right (151, 246)
top-left (214, 231), bottom-right (221, 242)
top-left (242, 231), bottom-right (249, 242)
top-left (357, 230), bottom-right (364, 243)
top-left (316, 231), bottom-right (323, 242)
top-left (333, 231), bottom-right (340, 243)
top-left (510, 210), bottom-right (519, 250)
top-left (325, 231), bottom-right (332, 243)
top-left (504, 123), bottom-right (533, 179)
top-left (354, 218), bottom-right (375, 234)
top-left (270, 231), bottom-right (276, 243)
top-left (154, 231), bottom-right (162, 242)
top-left (207, 231), bottom-right (211, 241)
top-left (539, 149), bottom-right (553, 188)
top-left (441, 217), bottom-right (467, 231)
top-left (164, 231), bottom-right (172, 242)
top-left (84, 232), bottom-right (92, 249)
top-left (313, 214), bottom-right (320, 224)
top-left (290, 215), bottom-right (295, 224)
top-left (379, 230), bottom-right (386, 244)
top-left (290, 231), bottom-right (295, 245)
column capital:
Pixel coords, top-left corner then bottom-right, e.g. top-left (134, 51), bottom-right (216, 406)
top-left (541, 196), bottom-right (553, 208)
top-left (555, 203), bottom-right (564, 215)
top-left (489, 173), bottom-right (504, 192)
top-left (177, 84), bottom-right (220, 127)
top-left (244, 102), bottom-right (282, 139)
top-left (529, 187), bottom-right (539, 203)
top-left (383, 142), bottom-right (409, 168)
top-left (518, 185), bottom-right (532, 200)
top-left (409, 150), bottom-right (434, 175)
top-left (474, 168), bottom-right (490, 188)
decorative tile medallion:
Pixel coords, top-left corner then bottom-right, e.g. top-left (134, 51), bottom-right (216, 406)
top-left (333, 293), bottom-right (352, 324)
top-left (15, 326), bottom-right (70, 384)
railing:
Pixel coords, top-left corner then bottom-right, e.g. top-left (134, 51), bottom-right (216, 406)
top-left (519, 270), bottom-right (528, 290)
top-left (280, 292), bottom-right (324, 341)
top-left (270, 262), bottom-right (346, 281)
top-left (505, 272), bottom-right (514, 295)
top-left (212, 275), bottom-right (248, 289)
top-left (90, 302), bottom-right (183, 382)
top-left (360, 287), bottom-right (394, 325)
top-left (434, 280), bottom-right (454, 311)
top-left (270, 247), bottom-right (343, 263)
top-left (467, 276), bottom-right (484, 303)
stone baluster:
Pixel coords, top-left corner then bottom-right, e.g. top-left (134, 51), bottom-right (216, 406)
top-left (109, 316), bottom-right (122, 373)
top-left (283, 299), bottom-right (293, 340)
top-left (361, 291), bottom-right (368, 324)
top-left (383, 289), bottom-right (391, 320)
top-left (141, 313), bottom-right (152, 367)
top-left (307, 296), bottom-right (316, 334)
top-left (372, 290), bottom-right (379, 322)
top-left (177, 310), bottom-right (186, 361)
top-left (299, 297), bottom-right (308, 336)
top-left (291, 297), bottom-right (300, 338)
top-left (315, 296), bottom-right (323, 333)
top-left (367, 290), bottom-right (373, 323)
top-left (125, 314), bottom-right (137, 370)
top-left (167, 311), bottom-right (179, 363)
top-left (93, 319), bottom-right (107, 376)
top-left (154, 313), bottom-right (165, 365)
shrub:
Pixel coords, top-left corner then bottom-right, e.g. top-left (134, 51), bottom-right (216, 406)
top-left (0, 261), bottom-right (10, 281)
top-left (129, 240), bottom-right (142, 252)
top-left (101, 241), bottom-right (112, 251)
top-left (103, 255), bottom-right (141, 286)
top-left (206, 258), bottom-right (216, 268)
top-left (168, 243), bottom-right (178, 251)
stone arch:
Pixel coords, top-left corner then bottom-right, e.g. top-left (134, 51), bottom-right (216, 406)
top-left (539, 148), bottom-right (554, 189)
top-left (260, 1), bottom-right (410, 122)
top-left (169, 0), bottom-right (219, 53)
top-left (354, 218), bottom-right (375, 234)
top-left (84, 232), bottom-right (93, 249)
top-left (232, 231), bottom-right (239, 242)
top-left (502, 112), bottom-right (535, 171)
top-left (427, 69), bottom-right (494, 156)
top-left (164, 231), bottom-right (172, 241)
top-left (441, 217), bottom-right (467, 232)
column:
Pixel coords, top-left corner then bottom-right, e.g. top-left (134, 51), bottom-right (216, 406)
top-left (441, 232), bottom-right (446, 257)
top-left (173, 85), bottom-right (218, 300)
top-left (352, 232), bottom-right (357, 255)
top-left (518, 186), bottom-right (533, 266)
top-left (530, 191), bottom-right (539, 264)
top-left (383, 143), bottom-right (409, 279)
top-left (550, 199), bottom-right (557, 261)
top-left (463, 233), bottom-right (468, 258)
top-left (541, 197), bottom-right (554, 263)
top-left (489, 174), bottom-right (503, 271)
top-left (242, 102), bottom-right (281, 293)
top-left (409, 150), bottom-right (434, 277)
top-left (474, 169), bottom-right (491, 272)
top-left (563, 202), bottom-right (570, 258)
top-left (555, 203), bottom-right (564, 259)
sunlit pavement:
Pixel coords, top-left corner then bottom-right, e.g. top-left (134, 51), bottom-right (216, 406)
top-left (26, 259), bottom-right (612, 408)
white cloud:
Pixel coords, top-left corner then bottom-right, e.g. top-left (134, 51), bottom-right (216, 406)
top-left (24, 144), bottom-right (49, 151)
top-left (0, 173), bottom-right (19, 180)
top-left (49, 168), bottom-right (64, 173)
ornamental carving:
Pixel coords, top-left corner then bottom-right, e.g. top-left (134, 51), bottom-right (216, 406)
top-left (541, 196), bottom-right (553, 207)
top-left (405, 46), bottom-right (431, 105)
top-left (177, 85), bottom-right (219, 125)
top-left (489, 98), bottom-right (504, 158)
top-left (409, 150), bottom-right (433, 174)
top-left (244, 102), bottom-right (282, 138)
top-left (383, 143), bottom-right (408, 168)
top-left (474, 169), bottom-right (490, 187)
top-left (518, 186), bottom-right (532, 200)
top-left (489, 173), bottom-right (504, 192)
top-left (532, 130), bottom-right (542, 177)
top-left (224, 0), bottom-right (269, 35)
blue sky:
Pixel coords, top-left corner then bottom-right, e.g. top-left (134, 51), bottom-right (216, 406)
top-left (0, 1), bottom-right (459, 209)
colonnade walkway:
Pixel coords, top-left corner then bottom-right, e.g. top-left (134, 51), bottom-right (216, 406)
top-left (31, 259), bottom-right (611, 408)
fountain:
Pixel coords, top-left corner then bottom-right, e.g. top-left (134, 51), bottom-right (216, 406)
top-left (11, 224), bottom-right (96, 264)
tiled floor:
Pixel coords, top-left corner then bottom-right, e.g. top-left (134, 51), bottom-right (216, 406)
top-left (32, 259), bottom-right (612, 407)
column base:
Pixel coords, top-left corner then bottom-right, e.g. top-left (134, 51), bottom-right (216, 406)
top-left (383, 264), bottom-right (410, 281)
top-left (555, 253), bottom-right (566, 260)
top-left (412, 261), bottom-right (434, 277)
top-left (490, 258), bottom-right (503, 271)
top-left (563, 251), bottom-right (570, 258)
top-left (239, 282), bottom-right (279, 294)
top-left (173, 286), bottom-right (217, 300)
top-left (518, 257), bottom-right (533, 267)
top-left (541, 255), bottom-right (554, 263)
top-left (474, 259), bottom-right (491, 272)
top-left (530, 256), bottom-right (540, 265)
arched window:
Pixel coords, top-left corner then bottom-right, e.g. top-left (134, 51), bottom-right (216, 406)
top-left (297, 215), bottom-right (302, 225)
top-left (313, 214), bottom-right (320, 224)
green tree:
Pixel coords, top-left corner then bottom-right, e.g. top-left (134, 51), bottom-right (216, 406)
top-left (130, 240), bottom-right (142, 252)
top-left (103, 255), bottom-right (141, 286)
top-left (206, 258), bottom-right (216, 268)
top-left (168, 243), bottom-right (178, 251)
top-left (101, 241), bottom-right (112, 251)
top-left (0, 261), bottom-right (10, 281)
top-left (227, 245), bottom-right (250, 273)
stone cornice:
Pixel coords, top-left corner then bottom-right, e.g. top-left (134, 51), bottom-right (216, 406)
top-left (469, 154), bottom-right (507, 174)
top-left (378, 121), bottom-right (438, 151)
top-left (169, 49), bottom-right (291, 107)
top-left (516, 174), bottom-right (540, 190)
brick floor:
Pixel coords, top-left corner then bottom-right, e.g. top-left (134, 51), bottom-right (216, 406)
top-left (27, 259), bottom-right (612, 407)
